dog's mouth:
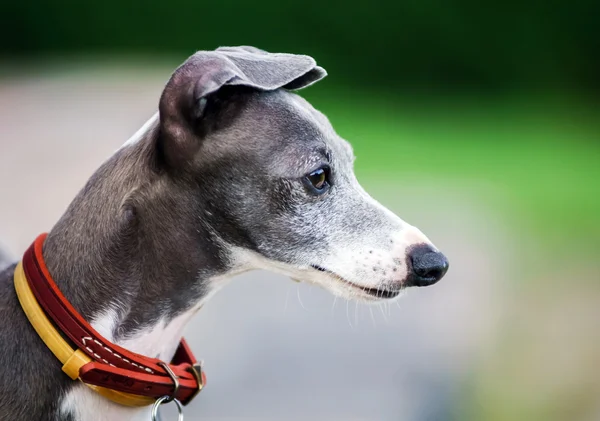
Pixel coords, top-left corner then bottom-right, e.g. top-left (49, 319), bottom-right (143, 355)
top-left (310, 265), bottom-right (401, 299)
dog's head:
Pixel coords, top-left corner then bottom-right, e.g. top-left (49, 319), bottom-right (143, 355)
top-left (155, 46), bottom-right (448, 302)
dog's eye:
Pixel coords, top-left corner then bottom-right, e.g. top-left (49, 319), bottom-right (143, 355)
top-left (304, 167), bottom-right (331, 194)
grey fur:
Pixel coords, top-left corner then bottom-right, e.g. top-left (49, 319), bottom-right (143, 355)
top-left (0, 46), bottom-right (446, 421)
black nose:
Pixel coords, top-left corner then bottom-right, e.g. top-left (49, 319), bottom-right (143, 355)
top-left (406, 244), bottom-right (449, 287)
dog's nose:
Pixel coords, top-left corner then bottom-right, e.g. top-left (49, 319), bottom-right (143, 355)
top-left (406, 244), bottom-right (449, 287)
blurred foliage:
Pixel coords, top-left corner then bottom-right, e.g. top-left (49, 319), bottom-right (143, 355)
top-left (305, 89), bottom-right (600, 252)
top-left (1, 0), bottom-right (599, 94)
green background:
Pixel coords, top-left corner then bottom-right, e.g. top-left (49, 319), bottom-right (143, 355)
top-left (3, 0), bottom-right (600, 93)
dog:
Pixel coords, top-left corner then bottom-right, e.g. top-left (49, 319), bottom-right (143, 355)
top-left (0, 46), bottom-right (448, 421)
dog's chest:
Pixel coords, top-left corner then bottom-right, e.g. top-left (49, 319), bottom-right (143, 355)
top-left (57, 305), bottom-right (203, 420)
top-left (60, 384), bottom-right (150, 421)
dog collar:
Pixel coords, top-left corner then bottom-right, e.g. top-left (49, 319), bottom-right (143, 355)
top-left (14, 233), bottom-right (206, 410)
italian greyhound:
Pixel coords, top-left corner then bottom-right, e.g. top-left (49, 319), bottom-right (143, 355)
top-left (0, 46), bottom-right (448, 421)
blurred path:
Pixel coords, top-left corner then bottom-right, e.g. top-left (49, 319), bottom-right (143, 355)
top-left (0, 68), bottom-right (509, 421)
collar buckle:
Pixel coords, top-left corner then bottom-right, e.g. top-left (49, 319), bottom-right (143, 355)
top-left (185, 362), bottom-right (204, 404)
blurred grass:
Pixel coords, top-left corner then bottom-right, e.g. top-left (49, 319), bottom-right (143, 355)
top-left (305, 89), bottom-right (600, 265)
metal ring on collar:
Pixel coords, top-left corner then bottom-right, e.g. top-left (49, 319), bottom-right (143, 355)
top-left (157, 362), bottom-right (180, 403)
top-left (151, 395), bottom-right (183, 421)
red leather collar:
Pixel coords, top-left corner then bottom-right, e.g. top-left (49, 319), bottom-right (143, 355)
top-left (21, 233), bottom-right (206, 405)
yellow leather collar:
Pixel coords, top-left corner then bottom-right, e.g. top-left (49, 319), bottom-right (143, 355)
top-left (14, 261), bottom-right (155, 407)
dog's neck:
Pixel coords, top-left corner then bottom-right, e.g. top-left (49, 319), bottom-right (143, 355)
top-left (41, 121), bottom-right (240, 360)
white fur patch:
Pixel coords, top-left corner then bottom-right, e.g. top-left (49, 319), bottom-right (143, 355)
top-left (58, 289), bottom-right (218, 421)
top-left (59, 387), bottom-right (150, 421)
top-left (91, 308), bottom-right (119, 341)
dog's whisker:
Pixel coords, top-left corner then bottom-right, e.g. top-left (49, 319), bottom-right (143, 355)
top-left (296, 285), bottom-right (307, 311)
top-left (331, 296), bottom-right (338, 317)
top-left (377, 302), bottom-right (388, 323)
top-left (368, 306), bottom-right (377, 328)
top-left (283, 285), bottom-right (292, 314)
top-left (345, 299), bottom-right (353, 329)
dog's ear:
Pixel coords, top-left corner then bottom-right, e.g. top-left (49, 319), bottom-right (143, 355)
top-left (158, 46), bottom-right (327, 168)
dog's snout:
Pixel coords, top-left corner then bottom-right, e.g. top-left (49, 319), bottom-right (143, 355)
top-left (406, 244), bottom-right (449, 287)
